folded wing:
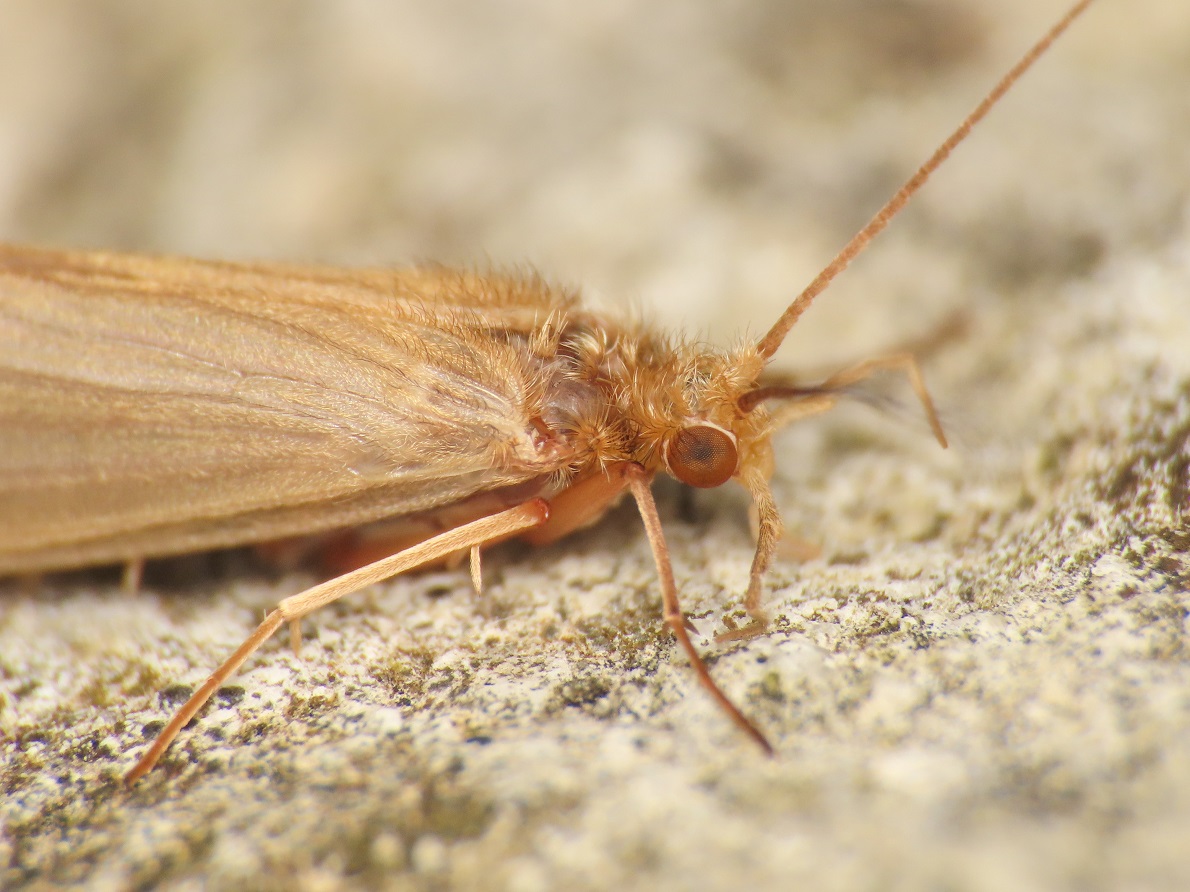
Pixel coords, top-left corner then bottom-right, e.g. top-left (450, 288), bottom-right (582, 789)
top-left (0, 246), bottom-right (575, 572)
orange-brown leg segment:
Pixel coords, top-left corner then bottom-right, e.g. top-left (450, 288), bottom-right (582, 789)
top-left (624, 465), bottom-right (773, 756)
top-left (289, 481), bottom-right (553, 576)
top-left (718, 463), bottom-right (783, 644)
top-left (723, 353), bottom-right (947, 645)
top-left (125, 499), bottom-right (550, 784)
top-left (121, 558), bottom-right (145, 595)
top-left (816, 352), bottom-right (948, 448)
top-left (469, 545), bottom-right (483, 597)
top-left (528, 464), bottom-right (699, 634)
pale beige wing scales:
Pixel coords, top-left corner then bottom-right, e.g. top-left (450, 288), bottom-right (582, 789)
top-left (0, 246), bottom-right (575, 573)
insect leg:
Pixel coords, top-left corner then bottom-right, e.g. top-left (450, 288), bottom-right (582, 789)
top-left (125, 498), bottom-right (550, 784)
top-left (765, 391), bottom-right (842, 430)
top-left (469, 545), bottom-right (482, 596)
top-left (816, 352), bottom-right (948, 448)
top-left (724, 353), bottom-right (947, 645)
top-left (624, 465), bottom-right (773, 755)
top-left (120, 558), bottom-right (145, 594)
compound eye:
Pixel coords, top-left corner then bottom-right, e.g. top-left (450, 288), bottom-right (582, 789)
top-left (667, 423), bottom-right (738, 488)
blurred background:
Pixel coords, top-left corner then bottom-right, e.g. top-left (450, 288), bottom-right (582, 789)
top-left (1, 0), bottom-right (1184, 367)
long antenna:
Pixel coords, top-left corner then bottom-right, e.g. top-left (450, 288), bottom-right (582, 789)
top-left (756, 0), bottom-right (1094, 360)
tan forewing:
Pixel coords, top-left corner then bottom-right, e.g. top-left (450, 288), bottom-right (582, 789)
top-left (0, 245), bottom-right (575, 573)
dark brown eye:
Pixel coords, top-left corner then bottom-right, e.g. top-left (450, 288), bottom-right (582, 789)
top-left (666, 423), bottom-right (738, 488)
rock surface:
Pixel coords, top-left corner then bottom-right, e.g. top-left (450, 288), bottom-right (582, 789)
top-left (2, 2), bottom-right (1188, 890)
